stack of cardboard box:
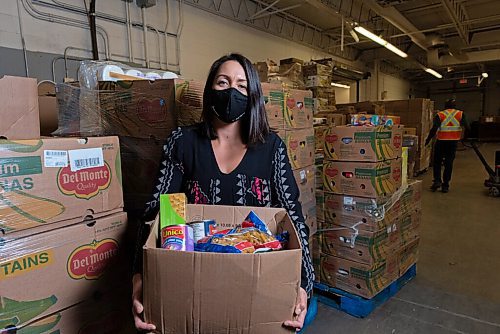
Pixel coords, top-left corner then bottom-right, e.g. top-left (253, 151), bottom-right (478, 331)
top-left (303, 61), bottom-right (336, 115)
top-left (55, 79), bottom-right (205, 219)
top-left (0, 75), bottom-right (134, 333)
top-left (335, 99), bottom-right (434, 175)
top-left (384, 99), bottom-right (434, 174)
top-left (316, 124), bottom-right (421, 299)
top-left (261, 82), bottom-right (316, 236)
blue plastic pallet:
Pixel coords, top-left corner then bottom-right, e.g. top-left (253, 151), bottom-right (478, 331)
top-left (314, 264), bottom-right (417, 318)
top-left (298, 296), bottom-right (318, 333)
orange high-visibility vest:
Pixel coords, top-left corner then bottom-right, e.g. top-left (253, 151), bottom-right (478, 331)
top-left (437, 109), bottom-right (463, 140)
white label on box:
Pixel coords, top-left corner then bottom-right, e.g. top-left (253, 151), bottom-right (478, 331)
top-left (44, 150), bottom-right (68, 167)
top-left (300, 170), bottom-right (307, 182)
top-left (343, 197), bottom-right (354, 205)
top-left (68, 148), bottom-right (104, 172)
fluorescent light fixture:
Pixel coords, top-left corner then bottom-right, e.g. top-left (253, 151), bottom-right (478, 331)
top-left (347, 24), bottom-right (360, 42)
top-left (354, 26), bottom-right (408, 58)
top-left (425, 68), bottom-right (443, 79)
top-left (482, 72), bottom-right (489, 78)
top-left (331, 82), bottom-right (350, 88)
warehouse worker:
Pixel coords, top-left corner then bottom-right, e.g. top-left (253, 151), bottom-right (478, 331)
top-left (131, 53), bottom-right (313, 332)
top-left (425, 99), bottom-right (470, 193)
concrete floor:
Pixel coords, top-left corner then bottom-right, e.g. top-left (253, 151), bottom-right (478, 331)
top-left (306, 142), bottom-right (500, 334)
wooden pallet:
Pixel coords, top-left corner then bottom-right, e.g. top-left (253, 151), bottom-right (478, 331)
top-left (314, 264), bottom-right (417, 318)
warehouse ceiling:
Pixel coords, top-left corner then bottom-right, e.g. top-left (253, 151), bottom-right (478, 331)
top-left (185, 0), bottom-right (500, 80)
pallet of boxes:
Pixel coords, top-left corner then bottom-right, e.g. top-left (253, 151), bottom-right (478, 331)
top-left (313, 116), bottom-right (423, 317)
top-left (260, 61), bottom-right (317, 241)
top-left (0, 75), bottom-right (135, 333)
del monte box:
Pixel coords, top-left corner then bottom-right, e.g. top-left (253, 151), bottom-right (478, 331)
top-left (0, 136), bottom-right (123, 234)
top-left (143, 205), bottom-right (302, 334)
top-left (0, 211), bottom-right (128, 331)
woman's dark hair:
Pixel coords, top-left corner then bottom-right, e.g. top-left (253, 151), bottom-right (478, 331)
top-left (200, 53), bottom-right (270, 145)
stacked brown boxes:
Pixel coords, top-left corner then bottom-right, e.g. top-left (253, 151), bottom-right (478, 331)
top-left (318, 124), bottom-right (421, 299)
top-left (335, 99), bottom-right (434, 175)
top-left (383, 99), bottom-right (434, 174)
top-left (0, 76), bottom-right (134, 333)
top-left (261, 82), bottom-right (316, 236)
top-left (304, 61), bottom-right (336, 115)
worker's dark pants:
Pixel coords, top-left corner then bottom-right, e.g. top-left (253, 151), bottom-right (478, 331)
top-left (433, 140), bottom-right (458, 187)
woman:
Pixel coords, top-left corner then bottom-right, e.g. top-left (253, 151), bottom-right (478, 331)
top-left (132, 53), bottom-right (314, 332)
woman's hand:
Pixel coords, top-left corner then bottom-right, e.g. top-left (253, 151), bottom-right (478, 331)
top-left (283, 287), bottom-right (308, 332)
top-left (132, 273), bottom-right (157, 332)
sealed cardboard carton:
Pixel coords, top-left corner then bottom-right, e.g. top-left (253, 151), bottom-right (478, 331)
top-left (14, 287), bottom-right (135, 334)
top-left (322, 159), bottom-right (403, 197)
top-left (399, 237), bottom-right (419, 275)
top-left (0, 136), bottom-right (123, 234)
top-left (143, 205), bottom-right (302, 334)
top-left (324, 125), bottom-right (403, 162)
top-left (306, 75), bottom-right (331, 88)
top-left (302, 62), bottom-right (332, 77)
top-left (314, 126), bottom-right (329, 152)
top-left (0, 76), bottom-right (40, 139)
top-left (174, 79), bottom-right (204, 127)
top-left (293, 165), bottom-right (315, 204)
top-left (322, 180), bottom-right (422, 232)
top-left (315, 190), bottom-right (325, 223)
top-left (277, 128), bottom-right (315, 170)
top-left (319, 254), bottom-right (395, 298)
top-left (319, 222), bottom-right (399, 265)
top-left (0, 212), bottom-right (129, 330)
top-left (261, 83), bottom-right (313, 129)
top-left (302, 199), bottom-right (317, 236)
top-left (315, 113), bottom-right (346, 127)
top-left (56, 79), bottom-right (177, 139)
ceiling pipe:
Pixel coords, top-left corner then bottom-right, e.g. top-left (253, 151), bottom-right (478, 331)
top-left (362, 0), bottom-right (430, 52)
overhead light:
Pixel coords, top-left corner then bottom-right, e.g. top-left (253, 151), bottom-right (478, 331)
top-left (353, 25), bottom-right (408, 58)
top-left (346, 24), bottom-right (360, 43)
top-left (331, 82), bottom-right (350, 88)
top-left (425, 68), bottom-right (443, 79)
top-left (481, 72), bottom-right (489, 78)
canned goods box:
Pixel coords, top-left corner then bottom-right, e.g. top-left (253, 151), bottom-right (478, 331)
top-left (143, 204), bottom-right (302, 334)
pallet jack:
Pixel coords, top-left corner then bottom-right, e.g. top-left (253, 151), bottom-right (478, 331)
top-left (466, 140), bottom-right (500, 197)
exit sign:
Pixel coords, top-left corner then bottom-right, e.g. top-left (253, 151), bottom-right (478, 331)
top-left (459, 78), bottom-right (468, 84)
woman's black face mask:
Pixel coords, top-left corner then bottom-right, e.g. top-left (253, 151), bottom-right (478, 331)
top-left (208, 88), bottom-right (248, 123)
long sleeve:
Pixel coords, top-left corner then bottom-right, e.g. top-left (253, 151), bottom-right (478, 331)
top-left (270, 139), bottom-right (315, 295)
top-left (425, 114), bottom-right (441, 145)
top-left (132, 127), bottom-right (185, 274)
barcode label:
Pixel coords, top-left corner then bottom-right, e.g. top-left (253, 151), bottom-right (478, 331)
top-left (343, 197), bottom-right (354, 205)
top-left (68, 148), bottom-right (104, 172)
top-left (44, 150), bottom-right (68, 167)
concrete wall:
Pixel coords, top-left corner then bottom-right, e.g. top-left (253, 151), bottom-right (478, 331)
top-left (1, 0), bottom-right (362, 82)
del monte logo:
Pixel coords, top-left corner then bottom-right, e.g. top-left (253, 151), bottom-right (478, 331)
top-left (393, 134), bottom-right (402, 148)
top-left (67, 239), bottom-right (119, 280)
top-left (137, 97), bottom-right (168, 124)
top-left (57, 163), bottom-right (111, 199)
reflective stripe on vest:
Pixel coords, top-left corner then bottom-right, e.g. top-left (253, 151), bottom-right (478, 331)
top-left (437, 109), bottom-right (463, 140)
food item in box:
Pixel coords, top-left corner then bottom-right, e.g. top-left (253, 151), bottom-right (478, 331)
top-left (161, 225), bottom-right (194, 251)
top-left (160, 193), bottom-right (187, 227)
top-left (188, 220), bottom-right (217, 242)
top-left (195, 211), bottom-right (283, 253)
top-left (350, 114), bottom-right (401, 126)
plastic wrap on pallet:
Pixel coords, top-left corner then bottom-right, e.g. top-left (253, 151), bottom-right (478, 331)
top-left (0, 211), bottom-right (131, 332)
top-left (78, 60), bottom-right (178, 90)
top-left (317, 183), bottom-right (411, 247)
top-left (54, 80), bottom-right (179, 138)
